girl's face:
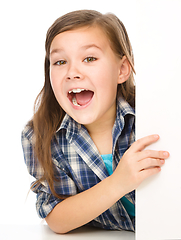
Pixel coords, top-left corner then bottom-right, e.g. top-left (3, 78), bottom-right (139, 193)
top-left (49, 26), bottom-right (127, 127)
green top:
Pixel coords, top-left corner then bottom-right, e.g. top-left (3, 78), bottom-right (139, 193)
top-left (101, 154), bottom-right (135, 217)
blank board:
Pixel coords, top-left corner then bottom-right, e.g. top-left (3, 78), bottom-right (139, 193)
top-left (136, 1), bottom-right (181, 240)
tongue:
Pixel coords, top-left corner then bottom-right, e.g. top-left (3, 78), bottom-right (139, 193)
top-left (75, 90), bottom-right (94, 106)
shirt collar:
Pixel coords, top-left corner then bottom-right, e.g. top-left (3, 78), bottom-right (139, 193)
top-left (112, 97), bottom-right (135, 148)
top-left (116, 97), bottom-right (135, 118)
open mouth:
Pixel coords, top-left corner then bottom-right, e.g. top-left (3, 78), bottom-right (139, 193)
top-left (68, 88), bottom-right (94, 107)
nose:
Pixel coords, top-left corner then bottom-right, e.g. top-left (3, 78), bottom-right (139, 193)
top-left (66, 62), bottom-right (83, 80)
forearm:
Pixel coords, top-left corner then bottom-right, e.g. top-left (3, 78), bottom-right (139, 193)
top-left (45, 175), bottom-right (125, 234)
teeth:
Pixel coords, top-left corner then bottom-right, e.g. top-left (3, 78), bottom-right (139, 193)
top-left (72, 97), bottom-right (80, 106)
top-left (69, 88), bottom-right (85, 94)
top-left (68, 89), bottom-right (86, 107)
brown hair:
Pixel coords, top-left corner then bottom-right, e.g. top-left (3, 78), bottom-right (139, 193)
top-left (30, 10), bottom-right (135, 198)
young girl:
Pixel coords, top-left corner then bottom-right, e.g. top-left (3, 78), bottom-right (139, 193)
top-left (21, 10), bottom-right (169, 234)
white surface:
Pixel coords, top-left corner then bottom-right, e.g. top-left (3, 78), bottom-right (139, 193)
top-left (0, 225), bottom-right (135, 240)
top-left (135, 1), bottom-right (181, 240)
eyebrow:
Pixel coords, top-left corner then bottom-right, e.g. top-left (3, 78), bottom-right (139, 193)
top-left (50, 48), bottom-right (63, 56)
top-left (50, 44), bottom-right (102, 56)
top-left (80, 44), bottom-right (103, 51)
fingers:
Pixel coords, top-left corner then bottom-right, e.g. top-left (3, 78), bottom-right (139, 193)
top-left (138, 157), bottom-right (165, 171)
top-left (129, 135), bottom-right (169, 183)
top-left (136, 149), bottom-right (169, 162)
top-left (139, 166), bottom-right (162, 180)
top-left (136, 145), bottom-right (169, 181)
top-left (136, 148), bottom-right (169, 173)
top-left (130, 134), bottom-right (160, 153)
top-left (116, 134), bottom-right (170, 192)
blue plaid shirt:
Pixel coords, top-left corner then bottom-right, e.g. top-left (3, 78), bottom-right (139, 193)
top-left (21, 97), bottom-right (135, 231)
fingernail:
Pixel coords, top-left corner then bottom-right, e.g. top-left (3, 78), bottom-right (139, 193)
top-left (154, 134), bottom-right (159, 139)
top-left (163, 151), bottom-right (169, 157)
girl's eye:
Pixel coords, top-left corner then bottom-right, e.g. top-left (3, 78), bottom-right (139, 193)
top-left (55, 60), bottom-right (66, 65)
top-left (84, 57), bottom-right (97, 63)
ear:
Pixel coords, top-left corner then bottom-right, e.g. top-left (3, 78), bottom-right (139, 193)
top-left (117, 56), bottom-right (132, 84)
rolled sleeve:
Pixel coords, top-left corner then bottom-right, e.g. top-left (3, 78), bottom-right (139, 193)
top-left (35, 189), bottom-right (62, 218)
top-left (21, 125), bottom-right (77, 219)
top-left (34, 173), bottom-right (77, 218)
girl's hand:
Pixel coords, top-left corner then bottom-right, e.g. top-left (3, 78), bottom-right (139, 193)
top-left (112, 134), bottom-right (169, 195)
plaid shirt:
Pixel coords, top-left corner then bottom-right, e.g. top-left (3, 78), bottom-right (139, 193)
top-left (21, 97), bottom-right (135, 231)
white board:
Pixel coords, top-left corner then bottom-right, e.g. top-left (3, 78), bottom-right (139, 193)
top-left (135, 1), bottom-right (181, 239)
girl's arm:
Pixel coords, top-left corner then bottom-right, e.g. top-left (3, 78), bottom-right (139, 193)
top-left (45, 134), bottom-right (169, 234)
top-left (46, 173), bottom-right (123, 234)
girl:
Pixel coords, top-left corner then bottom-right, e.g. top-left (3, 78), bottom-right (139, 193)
top-left (21, 10), bottom-right (169, 234)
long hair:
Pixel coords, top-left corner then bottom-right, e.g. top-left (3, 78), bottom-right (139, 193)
top-left (30, 10), bottom-right (135, 198)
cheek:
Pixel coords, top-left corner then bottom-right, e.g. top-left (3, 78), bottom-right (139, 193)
top-left (49, 68), bottom-right (55, 88)
top-left (97, 65), bottom-right (119, 89)
top-left (49, 77), bottom-right (57, 95)
top-left (49, 70), bottom-right (67, 109)
top-left (49, 69), bottom-right (61, 93)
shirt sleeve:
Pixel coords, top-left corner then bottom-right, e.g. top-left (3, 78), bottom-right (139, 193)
top-left (21, 125), bottom-right (77, 219)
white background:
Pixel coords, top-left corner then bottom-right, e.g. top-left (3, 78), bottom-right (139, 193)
top-left (136, 1), bottom-right (181, 239)
top-left (1, 1), bottom-right (180, 239)
top-left (0, 0), bottom-right (137, 225)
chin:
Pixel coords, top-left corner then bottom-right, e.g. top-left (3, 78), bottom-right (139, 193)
top-left (73, 115), bottom-right (95, 126)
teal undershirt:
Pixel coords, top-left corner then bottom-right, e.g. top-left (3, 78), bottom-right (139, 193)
top-left (101, 154), bottom-right (135, 218)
